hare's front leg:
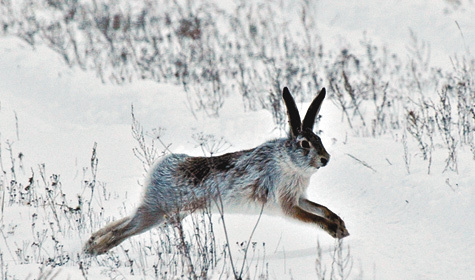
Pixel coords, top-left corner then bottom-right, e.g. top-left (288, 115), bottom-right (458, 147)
top-left (282, 201), bottom-right (348, 239)
top-left (280, 196), bottom-right (349, 239)
top-left (299, 197), bottom-right (348, 234)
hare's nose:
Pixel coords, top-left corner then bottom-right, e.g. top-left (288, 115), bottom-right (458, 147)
top-left (320, 157), bottom-right (329, 166)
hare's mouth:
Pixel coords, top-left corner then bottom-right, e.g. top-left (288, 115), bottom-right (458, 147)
top-left (310, 158), bottom-right (321, 169)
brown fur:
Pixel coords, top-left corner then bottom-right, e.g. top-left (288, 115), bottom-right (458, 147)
top-left (176, 149), bottom-right (254, 185)
top-left (279, 192), bottom-right (348, 239)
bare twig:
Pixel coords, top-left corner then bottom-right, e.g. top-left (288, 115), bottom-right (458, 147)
top-left (346, 153), bottom-right (377, 173)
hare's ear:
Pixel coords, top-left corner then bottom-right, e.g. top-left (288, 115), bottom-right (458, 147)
top-left (302, 88), bottom-right (326, 131)
top-left (282, 87), bottom-right (302, 138)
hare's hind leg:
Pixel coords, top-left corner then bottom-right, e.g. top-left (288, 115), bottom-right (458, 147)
top-left (83, 216), bottom-right (130, 255)
top-left (83, 206), bottom-right (165, 255)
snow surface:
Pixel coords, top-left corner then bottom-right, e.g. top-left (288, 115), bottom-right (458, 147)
top-left (1, 1), bottom-right (474, 279)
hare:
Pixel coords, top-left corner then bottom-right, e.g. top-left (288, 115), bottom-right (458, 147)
top-left (83, 87), bottom-right (349, 256)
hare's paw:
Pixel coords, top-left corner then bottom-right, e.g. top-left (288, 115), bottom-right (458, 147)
top-left (336, 224), bottom-right (350, 239)
top-left (327, 213), bottom-right (345, 227)
top-left (327, 214), bottom-right (349, 237)
top-left (83, 231), bottom-right (117, 255)
top-left (325, 221), bottom-right (350, 239)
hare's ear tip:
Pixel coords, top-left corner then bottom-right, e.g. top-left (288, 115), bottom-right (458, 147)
top-left (282, 87), bottom-right (291, 98)
top-left (319, 87), bottom-right (326, 99)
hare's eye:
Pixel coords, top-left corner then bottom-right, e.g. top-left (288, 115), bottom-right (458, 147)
top-left (300, 140), bottom-right (310, 149)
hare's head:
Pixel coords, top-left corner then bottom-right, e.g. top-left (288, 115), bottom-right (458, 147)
top-left (282, 87), bottom-right (330, 171)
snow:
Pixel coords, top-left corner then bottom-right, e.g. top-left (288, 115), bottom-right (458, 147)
top-left (1, 1), bottom-right (474, 279)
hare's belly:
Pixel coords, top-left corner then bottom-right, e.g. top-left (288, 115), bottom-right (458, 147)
top-left (206, 195), bottom-right (282, 216)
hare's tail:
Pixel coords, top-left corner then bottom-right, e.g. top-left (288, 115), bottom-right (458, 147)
top-left (83, 206), bottom-right (164, 255)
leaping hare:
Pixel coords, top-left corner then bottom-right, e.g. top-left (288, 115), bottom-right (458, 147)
top-left (83, 87), bottom-right (349, 255)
